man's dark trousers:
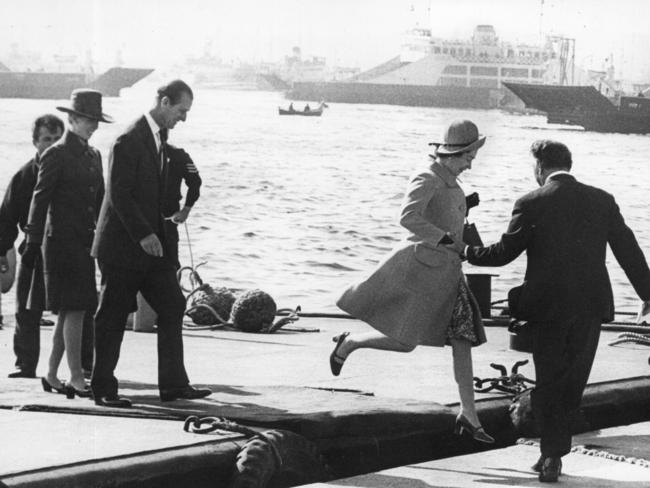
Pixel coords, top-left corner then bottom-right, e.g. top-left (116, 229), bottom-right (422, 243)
top-left (163, 220), bottom-right (180, 270)
top-left (531, 314), bottom-right (601, 457)
top-left (81, 311), bottom-right (94, 373)
top-left (91, 261), bottom-right (189, 398)
top-left (13, 262), bottom-right (43, 373)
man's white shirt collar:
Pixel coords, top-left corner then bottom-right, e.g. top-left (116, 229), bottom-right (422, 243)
top-left (144, 112), bottom-right (161, 151)
top-left (546, 170), bottom-right (572, 184)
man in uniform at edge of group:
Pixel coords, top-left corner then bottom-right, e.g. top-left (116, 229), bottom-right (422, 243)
top-left (160, 128), bottom-right (201, 269)
top-left (0, 115), bottom-right (64, 378)
top-left (464, 139), bottom-right (650, 482)
top-left (91, 80), bottom-right (211, 408)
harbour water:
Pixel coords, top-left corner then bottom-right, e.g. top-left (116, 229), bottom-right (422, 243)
top-left (1, 84), bottom-right (648, 315)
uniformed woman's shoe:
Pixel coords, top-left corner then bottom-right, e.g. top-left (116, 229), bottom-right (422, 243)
top-left (454, 414), bottom-right (495, 444)
top-left (329, 332), bottom-right (350, 376)
top-left (41, 377), bottom-right (66, 394)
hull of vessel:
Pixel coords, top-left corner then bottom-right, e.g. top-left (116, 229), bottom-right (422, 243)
top-left (288, 81), bottom-right (496, 109)
top-left (504, 82), bottom-right (650, 134)
top-left (0, 67), bottom-right (153, 99)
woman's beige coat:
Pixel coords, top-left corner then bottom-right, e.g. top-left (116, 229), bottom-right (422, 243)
top-left (337, 161), bottom-right (486, 347)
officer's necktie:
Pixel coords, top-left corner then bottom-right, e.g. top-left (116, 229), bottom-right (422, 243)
top-left (159, 128), bottom-right (169, 175)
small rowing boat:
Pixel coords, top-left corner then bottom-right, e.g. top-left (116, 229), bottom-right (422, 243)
top-left (278, 101), bottom-right (328, 117)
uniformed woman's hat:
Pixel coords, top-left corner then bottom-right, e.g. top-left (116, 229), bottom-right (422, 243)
top-left (56, 89), bottom-right (114, 123)
top-left (429, 119), bottom-right (485, 155)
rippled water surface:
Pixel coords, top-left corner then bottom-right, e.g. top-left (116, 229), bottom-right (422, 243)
top-left (1, 85), bottom-right (649, 315)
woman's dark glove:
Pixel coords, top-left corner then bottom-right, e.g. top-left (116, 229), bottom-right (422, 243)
top-left (466, 192), bottom-right (480, 210)
top-left (21, 242), bottom-right (41, 268)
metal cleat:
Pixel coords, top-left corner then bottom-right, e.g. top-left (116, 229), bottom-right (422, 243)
top-left (473, 360), bottom-right (536, 396)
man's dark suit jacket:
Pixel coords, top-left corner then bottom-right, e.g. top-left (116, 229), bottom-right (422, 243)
top-left (467, 174), bottom-right (650, 323)
top-left (162, 145), bottom-right (201, 219)
top-left (92, 116), bottom-right (167, 270)
top-left (0, 156), bottom-right (40, 256)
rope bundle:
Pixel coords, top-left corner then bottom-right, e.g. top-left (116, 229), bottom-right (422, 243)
top-left (608, 332), bottom-right (650, 347)
top-left (178, 263), bottom-right (300, 333)
top-left (178, 223), bottom-right (300, 333)
top-left (179, 262), bottom-right (236, 325)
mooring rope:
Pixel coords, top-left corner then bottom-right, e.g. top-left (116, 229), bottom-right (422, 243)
top-left (517, 439), bottom-right (650, 468)
top-left (608, 332), bottom-right (650, 347)
top-left (184, 222), bottom-right (194, 271)
top-left (183, 415), bottom-right (259, 437)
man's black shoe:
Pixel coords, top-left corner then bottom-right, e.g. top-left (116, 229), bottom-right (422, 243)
top-left (533, 455), bottom-right (563, 474)
top-left (539, 456), bottom-right (562, 482)
top-left (160, 385), bottom-right (212, 402)
top-left (94, 395), bottom-right (132, 408)
top-left (8, 370), bottom-right (36, 378)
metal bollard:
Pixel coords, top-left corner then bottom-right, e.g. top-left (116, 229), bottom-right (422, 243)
top-left (465, 273), bottom-right (497, 318)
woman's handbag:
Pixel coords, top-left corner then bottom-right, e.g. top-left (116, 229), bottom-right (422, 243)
top-left (462, 219), bottom-right (483, 246)
top-left (463, 192), bottom-right (483, 247)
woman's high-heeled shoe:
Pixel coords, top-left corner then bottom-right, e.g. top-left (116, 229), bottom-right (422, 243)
top-left (41, 377), bottom-right (66, 394)
top-left (329, 332), bottom-right (350, 376)
top-left (454, 414), bottom-right (495, 444)
top-left (65, 384), bottom-right (93, 399)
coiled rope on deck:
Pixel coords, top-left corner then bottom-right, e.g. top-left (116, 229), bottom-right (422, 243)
top-left (608, 332), bottom-right (650, 347)
top-left (182, 415), bottom-right (331, 487)
top-left (183, 415), bottom-right (259, 437)
top-left (178, 224), bottom-right (302, 332)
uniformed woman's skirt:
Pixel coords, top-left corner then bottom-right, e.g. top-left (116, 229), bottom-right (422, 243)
top-left (43, 235), bottom-right (98, 314)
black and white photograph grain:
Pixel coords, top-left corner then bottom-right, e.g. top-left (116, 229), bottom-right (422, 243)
top-left (1, 1), bottom-right (650, 487)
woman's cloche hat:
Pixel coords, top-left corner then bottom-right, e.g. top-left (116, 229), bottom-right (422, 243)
top-left (56, 89), bottom-right (114, 123)
top-left (429, 119), bottom-right (485, 155)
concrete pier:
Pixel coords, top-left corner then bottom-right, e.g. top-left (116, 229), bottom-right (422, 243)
top-left (0, 314), bottom-right (649, 486)
top-left (302, 422), bottom-right (650, 487)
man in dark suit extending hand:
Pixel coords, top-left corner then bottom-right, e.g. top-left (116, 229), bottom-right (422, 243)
top-left (466, 140), bottom-right (650, 482)
top-left (91, 80), bottom-right (211, 408)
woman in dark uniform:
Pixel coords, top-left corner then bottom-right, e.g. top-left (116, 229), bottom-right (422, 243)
top-left (22, 90), bottom-right (112, 397)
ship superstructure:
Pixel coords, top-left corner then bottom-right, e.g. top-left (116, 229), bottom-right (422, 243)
top-left (288, 25), bottom-right (573, 109)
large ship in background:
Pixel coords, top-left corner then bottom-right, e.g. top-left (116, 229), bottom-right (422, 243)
top-left (0, 48), bottom-right (153, 99)
top-left (258, 46), bottom-right (360, 90)
top-left (171, 44), bottom-right (360, 92)
top-left (287, 24), bottom-right (575, 110)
